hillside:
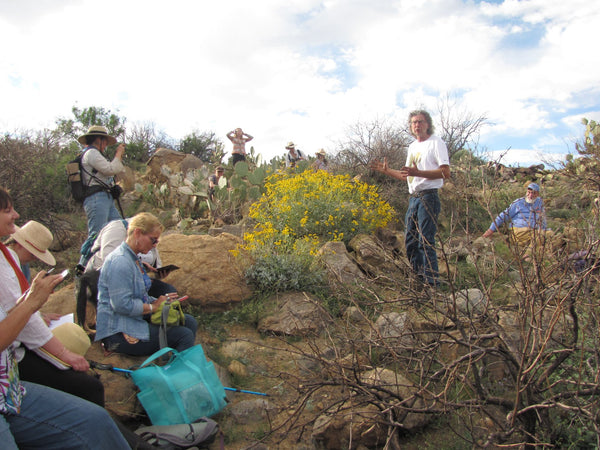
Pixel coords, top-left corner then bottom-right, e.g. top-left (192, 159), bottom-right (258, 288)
top-left (24, 141), bottom-right (598, 449)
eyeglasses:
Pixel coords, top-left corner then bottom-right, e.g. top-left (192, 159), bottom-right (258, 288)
top-left (411, 120), bottom-right (426, 125)
top-left (148, 236), bottom-right (159, 245)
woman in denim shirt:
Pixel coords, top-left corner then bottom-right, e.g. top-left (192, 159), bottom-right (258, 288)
top-left (95, 213), bottom-right (197, 355)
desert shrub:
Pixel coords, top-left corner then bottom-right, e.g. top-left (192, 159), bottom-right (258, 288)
top-left (0, 132), bottom-right (72, 225)
top-left (248, 170), bottom-right (395, 244)
top-left (238, 170), bottom-right (394, 293)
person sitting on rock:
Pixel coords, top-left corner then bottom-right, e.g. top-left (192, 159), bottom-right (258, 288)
top-left (482, 182), bottom-right (548, 247)
top-left (85, 216), bottom-right (177, 298)
top-left (95, 213), bottom-right (197, 356)
top-left (0, 186), bottom-right (130, 449)
top-left (208, 166), bottom-right (226, 203)
top-left (2, 220), bottom-right (106, 407)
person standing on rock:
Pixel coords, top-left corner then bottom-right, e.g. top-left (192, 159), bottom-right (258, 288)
top-left (227, 127), bottom-right (253, 165)
top-left (285, 142), bottom-right (305, 168)
top-left (370, 110), bottom-right (450, 286)
top-left (76, 126), bottom-right (126, 272)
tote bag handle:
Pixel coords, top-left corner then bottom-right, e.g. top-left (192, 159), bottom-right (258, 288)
top-left (138, 347), bottom-right (178, 369)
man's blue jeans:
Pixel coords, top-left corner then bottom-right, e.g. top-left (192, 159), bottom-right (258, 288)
top-left (405, 191), bottom-right (441, 285)
top-left (79, 191), bottom-right (121, 265)
top-left (0, 382), bottom-right (129, 449)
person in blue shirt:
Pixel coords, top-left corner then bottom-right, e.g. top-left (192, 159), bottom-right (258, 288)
top-left (95, 213), bottom-right (197, 356)
top-left (483, 182), bottom-right (547, 245)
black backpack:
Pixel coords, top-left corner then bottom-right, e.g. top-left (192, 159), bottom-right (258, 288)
top-left (66, 147), bottom-right (112, 203)
top-left (66, 153), bottom-right (87, 203)
top-left (67, 147), bottom-right (99, 203)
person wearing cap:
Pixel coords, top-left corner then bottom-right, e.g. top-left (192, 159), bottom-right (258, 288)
top-left (77, 125), bottom-right (126, 269)
top-left (312, 148), bottom-right (329, 172)
top-left (285, 142), bottom-right (305, 168)
top-left (482, 182), bottom-right (547, 245)
top-left (227, 127), bottom-right (253, 165)
top-left (1, 220), bottom-right (105, 407)
top-left (0, 187), bottom-right (130, 450)
top-left (208, 166), bottom-right (226, 202)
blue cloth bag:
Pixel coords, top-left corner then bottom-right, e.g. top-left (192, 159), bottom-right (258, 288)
top-left (131, 345), bottom-right (227, 425)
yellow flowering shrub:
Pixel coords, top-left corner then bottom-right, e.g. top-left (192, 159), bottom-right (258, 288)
top-left (239, 170), bottom-right (395, 293)
top-left (248, 170), bottom-right (394, 245)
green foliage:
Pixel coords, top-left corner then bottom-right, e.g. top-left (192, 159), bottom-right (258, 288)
top-left (179, 130), bottom-right (224, 163)
top-left (208, 162), bottom-right (271, 224)
top-left (0, 131), bottom-right (73, 224)
top-left (245, 252), bottom-right (325, 294)
top-left (125, 122), bottom-right (175, 162)
top-left (234, 161), bottom-right (250, 177)
top-left (55, 105), bottom-right (127, 144)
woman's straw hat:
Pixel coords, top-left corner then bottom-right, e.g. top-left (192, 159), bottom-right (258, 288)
top-left (77, 125), bottom-right (117, 146)
top-left (11, 220), bottom-right (55, 266)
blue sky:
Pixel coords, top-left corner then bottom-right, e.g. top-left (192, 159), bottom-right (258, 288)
top-left (1, 0), bottom-right (598, 167)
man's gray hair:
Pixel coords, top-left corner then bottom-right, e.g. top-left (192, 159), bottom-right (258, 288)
top-left (408, 110), bottom-right (434, 137)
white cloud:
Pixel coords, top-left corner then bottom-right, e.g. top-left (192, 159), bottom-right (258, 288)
top-left (1, 0), bottom-right (599, 164)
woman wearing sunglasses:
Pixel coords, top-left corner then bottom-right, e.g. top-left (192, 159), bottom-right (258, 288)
top-left (95, 213), bottom-right (197, 356)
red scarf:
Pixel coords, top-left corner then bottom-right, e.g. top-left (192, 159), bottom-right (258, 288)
top-left (0, 241), bottom-right (30, 294)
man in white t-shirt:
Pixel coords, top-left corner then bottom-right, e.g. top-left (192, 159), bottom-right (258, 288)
top-left (370, 110), bottom-right (450, 285)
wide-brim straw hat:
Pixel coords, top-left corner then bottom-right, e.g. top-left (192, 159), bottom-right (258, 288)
top-left (286, 141), bottom-right (296, 150)
top-left (35, 322), bottom-right (91, 368)
top-left (52, 322), bottom-right (91, 357)
top-left (316, 148), bottom-right (326, 156)
top-left (11, 220), bottom-right (55, 266)
top-left (77, 125), bottom-right (117, 146)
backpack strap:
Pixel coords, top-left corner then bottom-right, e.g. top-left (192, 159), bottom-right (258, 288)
top-left (81, 146), bottom-right (112, 192)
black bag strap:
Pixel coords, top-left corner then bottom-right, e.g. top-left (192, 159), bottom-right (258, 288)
top-left (81, 146), bottom-right (125, 218)
top-left (80, 146), bottom-right (109, 190)
top-left (158, 302), bottom-right (171, 349)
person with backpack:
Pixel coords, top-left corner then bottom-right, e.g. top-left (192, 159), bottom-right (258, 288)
top-left (285, 141), bottom-right (305, 168)
top-left (76, 126), bottom-right (126, 271)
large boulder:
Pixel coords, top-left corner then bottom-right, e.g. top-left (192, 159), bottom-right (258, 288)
top-left (313, 241), bottom-right (365, 285)
top-left (157, 232), bottom-right (253, 309)
top-left (348, 233), bottom-right (407, 279)
top-left (258, 291), bottom-right (333, 336)
top-left (144, 148), bottom-right (204, 184)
